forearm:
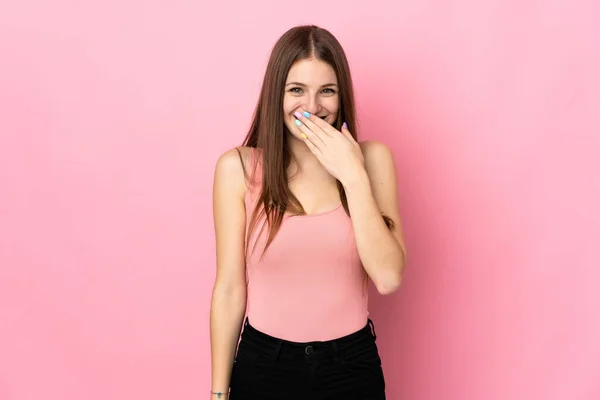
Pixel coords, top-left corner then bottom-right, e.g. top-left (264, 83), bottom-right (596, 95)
top-left (210, 285), bottom-right (247, 394)
top-left (342, 169), bottom-right (406, 294)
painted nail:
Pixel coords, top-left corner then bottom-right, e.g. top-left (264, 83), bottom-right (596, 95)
top-left (295, 119), bottom-right (302, 126)
top-left (294, 111), bottom-right (302, 119)
top-left (342, 122), bottom-right (347, 129)
top-left (303, 111), bottom-right (311, 118)
top-left (301, 133), bottom-right (307, 139)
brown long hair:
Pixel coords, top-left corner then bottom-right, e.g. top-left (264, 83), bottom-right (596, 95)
top-left (237, 25), bottom-right (394, 263)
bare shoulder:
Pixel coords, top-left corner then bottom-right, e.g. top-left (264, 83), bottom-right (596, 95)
top-left (214, 146), bottom-right (252, 176)
top-left (213, 146), bottom-right (254, 198)
top-left (359, 140), bottom-right (396, 178)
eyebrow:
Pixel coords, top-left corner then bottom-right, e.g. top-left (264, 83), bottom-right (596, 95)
top-left (285, 82), bottom-right (338, 87)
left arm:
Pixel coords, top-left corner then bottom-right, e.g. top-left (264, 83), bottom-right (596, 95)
top-left (342, 140), bottom-right (407, 295)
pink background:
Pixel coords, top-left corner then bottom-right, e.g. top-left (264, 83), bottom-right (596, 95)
top-left (1, 1), bottom-right (599, 399)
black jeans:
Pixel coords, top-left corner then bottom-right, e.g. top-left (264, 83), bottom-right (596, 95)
top-left (229, 317), bottom-right (386, 400)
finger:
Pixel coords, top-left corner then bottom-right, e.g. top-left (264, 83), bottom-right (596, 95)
top-left (294, 111), bottom-right (331, 138)
top-left (301, 111), bottom-right (338, 137)
top-left (295, 117), bottom-right (326, 146)
top-left (301, 131), bottom-right (322, 155)
top-left (340, 122), bottom-right (357, 144)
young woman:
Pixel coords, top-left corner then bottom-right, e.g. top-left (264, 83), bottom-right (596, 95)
top-left (210, 25), bottom-right (407, 400)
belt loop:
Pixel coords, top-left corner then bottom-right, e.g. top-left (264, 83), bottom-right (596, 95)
top-left (331, 341), bottom-right (339, 363)
top-left (271, 340), bottom-right (282, 362)
top-left (368, 319), bottom-right (377, 342)
top-left (331, 341), bottom-right (345, 367)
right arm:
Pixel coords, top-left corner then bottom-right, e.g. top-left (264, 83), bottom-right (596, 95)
top-left (210, 147), bottom-right (248, 398)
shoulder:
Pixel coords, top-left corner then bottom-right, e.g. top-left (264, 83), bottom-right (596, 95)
top-left (214, 146), bottom-right (260, 175)
top-left (215, 147), bottom-right (243, 177)
top-left (359, 139), bottom-right (393, 158)
top-left (359, 140), bottom-right (396, 177)
top-left (213, 146), bottom-right (255, 197)
top-left (214, 146), bottom-right (264, 196)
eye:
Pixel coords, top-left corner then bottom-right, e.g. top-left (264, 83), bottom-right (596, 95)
top-left (322, 88), bottom-right (336, 94)
top-left (289, 87), bottom-right (303, 94)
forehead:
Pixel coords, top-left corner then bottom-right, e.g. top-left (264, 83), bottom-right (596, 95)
top-left (286, 58), bottom-right (337, 84)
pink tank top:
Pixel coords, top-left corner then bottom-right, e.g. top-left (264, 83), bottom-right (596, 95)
top-left (244, 148), bottom-right (369, 342)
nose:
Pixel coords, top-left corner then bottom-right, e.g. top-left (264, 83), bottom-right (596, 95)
top-left (303, 95), bottom-right (321, 115)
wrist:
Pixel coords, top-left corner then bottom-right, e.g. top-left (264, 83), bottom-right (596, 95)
top-left (341, 167), bottom-right (370, 193)
top-left (210, 390), bottom-right (229, 398)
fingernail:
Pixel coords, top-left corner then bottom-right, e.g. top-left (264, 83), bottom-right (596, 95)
top-left (295, 119), bottom-right (302, 126)
top-left (303, 111), bottom-right (311, 118)
top-left (294, 111), bottom-right (302, 119)
top-left (301, 133), bottom-right (307, 139)
top-left (343, 122), bottom-right (347, 129)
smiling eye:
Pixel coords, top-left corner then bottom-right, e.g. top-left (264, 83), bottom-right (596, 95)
top-left (289, 87), bottom-right (303, 94)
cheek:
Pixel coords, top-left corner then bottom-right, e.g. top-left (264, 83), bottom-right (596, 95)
top-left (281, 97), bottom-right (297, 132)
top-left (324, 97), bottom-right (339, 112)
top-left (282, 95), bottom-right (300, 114)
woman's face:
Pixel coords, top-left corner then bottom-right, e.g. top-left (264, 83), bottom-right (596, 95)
top-left (283, 58), bottom-right (339, 140)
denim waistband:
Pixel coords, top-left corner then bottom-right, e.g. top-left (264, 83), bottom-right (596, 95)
top-left (239, 317), bottom-right (378, 361)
